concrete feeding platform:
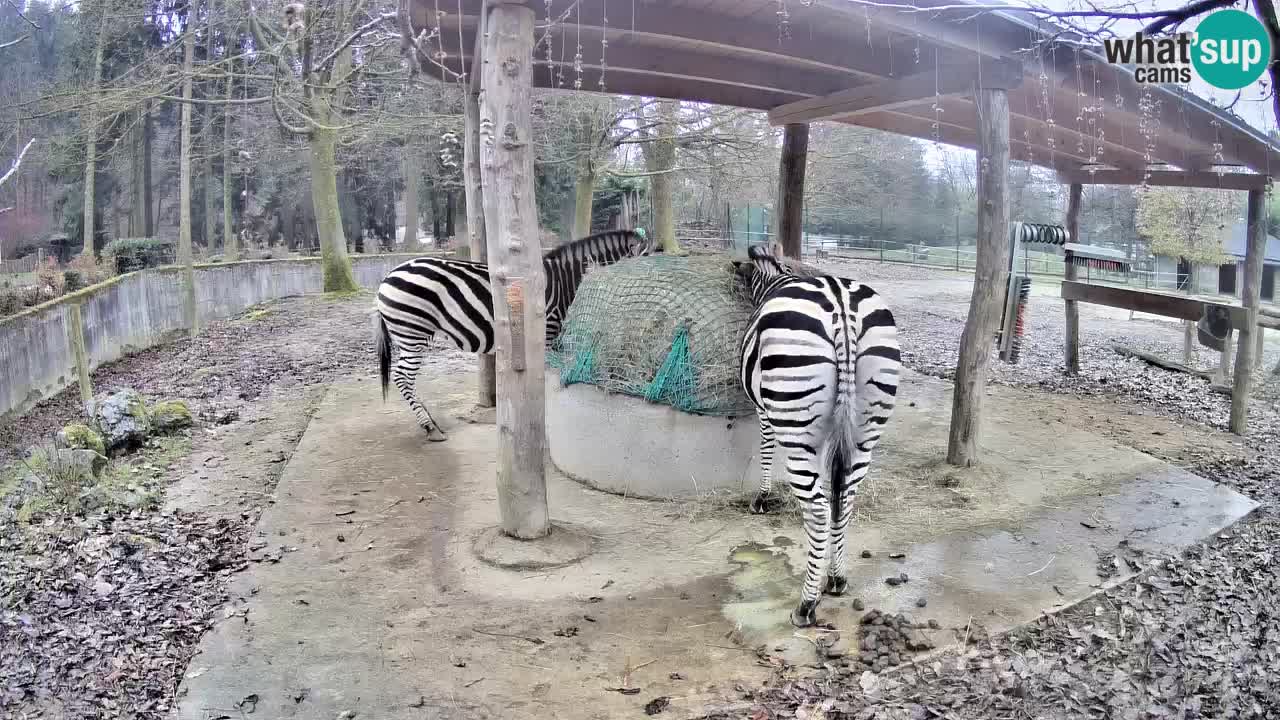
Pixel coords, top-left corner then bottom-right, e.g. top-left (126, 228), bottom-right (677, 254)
top-left (174, 368), bottom-right (1256, 720)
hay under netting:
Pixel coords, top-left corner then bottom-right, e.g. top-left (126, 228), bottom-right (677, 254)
top-left (548, 254), bottom-right (756, 416)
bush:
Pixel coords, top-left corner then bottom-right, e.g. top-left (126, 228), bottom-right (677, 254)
top-left (103, 237), bottom-right (174, 274)
top-left (36, 256), bottom-right (64, 297)
top-left (63, 270), bottom-right (84, 292)
top-left (0, 286), bottom-right (23, 316)
top-left (65, 252), bottom-right (112, 286)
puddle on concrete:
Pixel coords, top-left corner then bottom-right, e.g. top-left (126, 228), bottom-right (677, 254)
top-left (722, 541), bottom-right (799, 636)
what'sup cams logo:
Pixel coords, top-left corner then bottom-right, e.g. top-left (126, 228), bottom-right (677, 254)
top-left (1102, 9), bottom-right (1273, 90)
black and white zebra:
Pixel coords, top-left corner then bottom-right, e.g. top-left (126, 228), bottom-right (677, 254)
top-left (734, 244), bottom-right (901, 628)
top-left (374, 229), bottom-right (656, 440)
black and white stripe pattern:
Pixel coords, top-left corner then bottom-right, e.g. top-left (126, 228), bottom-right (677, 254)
top-left (734, 244), bottom-right (901, 628)
top-left (374, 230), bottom-right (655, 439)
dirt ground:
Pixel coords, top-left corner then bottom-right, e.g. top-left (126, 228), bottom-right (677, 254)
top-left (3, 260), bottom-right (1279, 718)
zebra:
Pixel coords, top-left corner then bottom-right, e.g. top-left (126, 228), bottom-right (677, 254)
top-left (733, 243), bottom-right (901, 628)
top-left (374, 229), bottom-right (657, 440)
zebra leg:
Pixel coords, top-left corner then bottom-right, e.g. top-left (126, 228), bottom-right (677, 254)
top-left (749, 419), bottom-right (776, 514)
top-left (786, 452), bottom-right (830, 628)
top-left (391, 343), bottom-right (448, 442)
top-left (824, 461), bottom-right (860, 597)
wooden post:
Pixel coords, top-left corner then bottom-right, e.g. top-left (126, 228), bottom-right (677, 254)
top-left (464, 75), bottom-right (497, 408)
top-left (946, 87), bottom-right (1011, 467)
top-left (66, 303), bottom-right (93, 408)
top-left (775, 123), bottom-right (809, 259)
top-left (1230, 188), bottom-right (1267, 434)
top-left (1063, 183), bottom-right (1082, 375)
top-left (479, 2), bottom-right (549, 539)
top-left (1217, 329), bottom-right (1234, 385)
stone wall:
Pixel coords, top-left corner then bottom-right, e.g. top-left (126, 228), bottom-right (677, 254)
top-left (0, 254), bottom-right (430, 419)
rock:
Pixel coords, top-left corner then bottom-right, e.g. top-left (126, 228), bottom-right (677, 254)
top-left (885, 576), bottom-right (902, 586)
top-left (861, 634), bottom-right (878, 651)
top-left (927, 619), bottom-right (941, 629)
top-left (824, 636), bottom-right (850, 659)
top-left (860, 549), bottom-right (873, 558)
top-left (858, 650), bottom-right (876, 664)
top-left (56, 424), bottom-right (106, 456)
top-left (916, 597), bottom-right (928, 608)
top-left (89, 389), bottom-right (151, 455)
top-left (49, 448), bottom-right (109, 482)
top-left (852, 598), bottom-right (865, 611)
top-left (860, 610), bottom-right (881, 625)
top-left (152, 399), bottom-right (194, 433)
top-left (904, 628), bottom-right (936, 652)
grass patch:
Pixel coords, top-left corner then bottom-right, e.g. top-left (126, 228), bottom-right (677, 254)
top-left (1, 434), bottom-right (193, 524)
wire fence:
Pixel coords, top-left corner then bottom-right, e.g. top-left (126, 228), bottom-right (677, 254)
top-left (677, 228), bottom-right (1194, 292)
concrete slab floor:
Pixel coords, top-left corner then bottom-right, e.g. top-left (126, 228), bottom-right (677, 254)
top-left (173, 368), bottom-right (1257, 720)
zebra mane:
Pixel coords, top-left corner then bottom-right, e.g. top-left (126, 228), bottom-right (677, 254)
top-left (734, 244), bottom-right (798, 305)
top-left (544, 229), bottom-right (650, 263)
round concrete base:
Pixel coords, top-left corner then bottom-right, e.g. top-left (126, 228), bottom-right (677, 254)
top-left (545, 374), bottom-right (759, 499)
top-left (473, 523), bottom-right (594, 570)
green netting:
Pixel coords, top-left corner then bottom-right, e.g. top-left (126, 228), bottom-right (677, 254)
top-left (547, 254), bottom-right (756, 416)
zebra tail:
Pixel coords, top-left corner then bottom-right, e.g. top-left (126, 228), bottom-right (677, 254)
top-left (376, 313), bottom-right (391, 402)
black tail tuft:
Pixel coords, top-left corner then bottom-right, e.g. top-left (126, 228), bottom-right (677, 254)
top-left (376, 313), bottom-right (391, 402)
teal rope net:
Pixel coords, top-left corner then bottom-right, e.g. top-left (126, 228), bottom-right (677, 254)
top-left (547, 254), bottom-right (756, 417)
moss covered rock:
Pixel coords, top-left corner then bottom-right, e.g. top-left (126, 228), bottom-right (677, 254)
top-left (89, 388), bottom-right (151, 455)
top-left (56, 423), bottom-right (106, 456)
top-left (151, 399), bottom-right (194, 433)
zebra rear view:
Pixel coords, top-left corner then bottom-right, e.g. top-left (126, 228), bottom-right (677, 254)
top-left (734, 243), bottom-right (901, 628)
top-left (374, 229), bottom-right (656, 440)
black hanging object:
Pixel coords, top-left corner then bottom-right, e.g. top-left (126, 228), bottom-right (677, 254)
top-left (1197, 305), bottom-right (1232, 351)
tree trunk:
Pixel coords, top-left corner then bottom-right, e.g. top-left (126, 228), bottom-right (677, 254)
top-left (445, 191), bottom-right (455, 240)
top-left (81, 9), bottom-right (109, 256)
top-left (1063, 183), bottom-right (1082, 374)
top-left (946, 88), bottom-right (1010, 467)
top-left (179, 22), bottom-right (199, 334)
top-left (430, 186), bottom-right (442, 244)
top-left (223, 71), bottom-right (236, 259)
top-left (143, 101), bottom-right (155, 236)
top-left (775, 123), bottom-right (809, 259)
top-left (403, 149), bottom-right (420, 251)
top-left (1230, 188), bottom-right (1267, 434)
top-left (643, 100), bottom-right (681, 253)
top-left (464, 83), bottom-right (496, 407)
top-left (310, 127), bottom-right (358, 291)
top-left (572, 142), bottom-right (595, 239)
top-left (130, 110), bottom-right (144, 236)
top-left (480, 3), bottom-right (548, 539)
top-left (1183, 264), bottom-right (1198, 366)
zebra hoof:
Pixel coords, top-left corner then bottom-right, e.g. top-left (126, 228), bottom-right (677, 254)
top-left (749, 493), bottom-right (774, 514)
top-left (423, 426), bottom-right (448, 442)
top-left (824, 576), bottom-right (848, 597)
top-left (790, 600), bottom-right (818, 628)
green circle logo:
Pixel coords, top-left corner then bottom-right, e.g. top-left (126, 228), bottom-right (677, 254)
top-left (1192, 9), bottom-right (1272, 90)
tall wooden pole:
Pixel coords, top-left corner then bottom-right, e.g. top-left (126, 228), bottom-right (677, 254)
top-left (464, 80), bottom-right (497, 408)
top-left (775, 123), bottom-right (809, 259)
top-left (479, 2), bottom-right (549, 539)
top-left (1063, 183), bottom-right (1082, 374)
top-left (947, 87), bottom-right (1011, 467)
top-left (178, 18), bottom-right (199, 335)
top-left (1230, 187), bottom-right (1267, 434)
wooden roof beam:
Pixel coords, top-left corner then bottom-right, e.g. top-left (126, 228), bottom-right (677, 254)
top-left (1057, 168), bottom-right (1272, 190)
top-left (767, 58), bottom-right (1022, 126)
top-left (442, 0), bottom-right (913, 82)
top-left (855, 110), bottom-right (1094, 173)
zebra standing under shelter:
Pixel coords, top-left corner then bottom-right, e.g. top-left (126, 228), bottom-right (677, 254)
top-left (734, 243), bottom-right (901, 627)
top-left (374, 229), bottom-right (656, 440)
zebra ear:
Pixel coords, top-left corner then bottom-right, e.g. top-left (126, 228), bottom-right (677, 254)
top-left (747, 244), bottom-right (770, 261)
top-left (769, 241), bottom-right (784, 258)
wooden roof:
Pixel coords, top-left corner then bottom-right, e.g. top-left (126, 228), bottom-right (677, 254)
top-left (407, 0), bottom-right (1280, 184)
